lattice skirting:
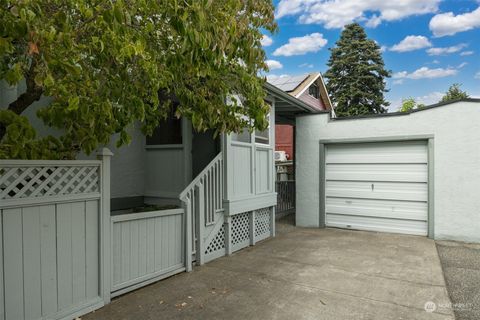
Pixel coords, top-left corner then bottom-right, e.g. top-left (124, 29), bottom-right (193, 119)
top-left (201, 206), bottom-right (274, 263)
top-left (254, 207), bottom-right (272, 242)
top-left (231, 211), bottom-right (251, 252)
top-left (204, 225), bottom-right (226, 262)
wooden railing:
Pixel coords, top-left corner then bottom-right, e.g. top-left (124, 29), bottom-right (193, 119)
top-left (179, 152), bottom-right (224, 268)
top-left (275, 180), bottom-right (295, 214)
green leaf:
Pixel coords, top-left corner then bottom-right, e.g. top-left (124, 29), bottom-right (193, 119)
top-left (67, 96), bottom-right (80, 111)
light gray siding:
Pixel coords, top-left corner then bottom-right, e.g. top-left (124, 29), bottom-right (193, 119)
top-left (296, 101), bottom-right (480, 242)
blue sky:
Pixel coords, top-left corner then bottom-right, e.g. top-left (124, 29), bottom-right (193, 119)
top-left (263, 0), bottom-right (480, 110)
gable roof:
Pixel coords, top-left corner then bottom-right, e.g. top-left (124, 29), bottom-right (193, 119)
top-left (267, 73), bottom-right (332, 110)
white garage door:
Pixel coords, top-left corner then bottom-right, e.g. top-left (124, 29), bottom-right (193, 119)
top-left (325, 141), bottom-right (428, 236)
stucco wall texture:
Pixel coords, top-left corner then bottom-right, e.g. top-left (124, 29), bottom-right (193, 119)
top-left (296, 101), bottom-right (480, 243)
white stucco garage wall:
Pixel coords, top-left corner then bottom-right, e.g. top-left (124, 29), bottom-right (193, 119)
top-left (296, 100), bottom-right (480, 243)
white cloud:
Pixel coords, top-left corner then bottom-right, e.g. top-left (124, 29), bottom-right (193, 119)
top-left (390, 35), bottom-right (432, 52)
top-left (267, 74), bottom-right (290, 82)
top-left (299, 63), bottom-right (314, 68)
top-left (273, 33), bottom-right (328, 56)
top-left (393, 66), bottom-right (458, 80)
top-left (265, 60), bottom-right (283, 70)
top-left (261, 35), bottom-right (273, 47)
top-left (366, 15), bottom-right (382, 28)
top-left (460, 51), bottom-right (474, 56)
top-left (429, 7), bottom-right (480, 37)
top-left (416, 91), bottom-right (444, 105)
top-left (276, 0), bottom-right (440, 29)
top-left (458, 62), bottom-right (468, 69)
top-left (392, 79), bottom-right (404, 85)
top-left (427, 44), bottom-right (467, 55)
top-left (475, 72), bottom-right (480, 79)
top-left (432, 59), bottom-right (440, 64)
top-left (390, 91), bottom-right (443, 111)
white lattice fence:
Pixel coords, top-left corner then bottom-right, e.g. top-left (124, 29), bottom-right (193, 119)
top-left (255, 207), bottom-right (272, 242)
top-left (231, 212), bottom-right (250, 251)
top-left (0, 161), bottom-right (101, 207)
top-left (201, 206), bottom-right (274, 262)
top-left (204, 225), bottom-right (226, 262)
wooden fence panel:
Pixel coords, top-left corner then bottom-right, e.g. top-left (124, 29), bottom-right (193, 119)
top-left (111, 209), bottom-right (185, 297)
top-left (0, 200), bottom-right (102, 320)
top-left (0, 159), bottom-right (106, 320)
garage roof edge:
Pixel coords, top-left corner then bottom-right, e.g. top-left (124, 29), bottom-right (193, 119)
top-left (301, 98), bottom-right (480, 121)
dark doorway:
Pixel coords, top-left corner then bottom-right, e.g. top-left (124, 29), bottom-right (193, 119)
top-left (191, 129), bottom-right (221, 178)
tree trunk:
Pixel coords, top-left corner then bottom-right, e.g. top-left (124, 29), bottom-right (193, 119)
top-left (0, 60), bottom-right (43, 141)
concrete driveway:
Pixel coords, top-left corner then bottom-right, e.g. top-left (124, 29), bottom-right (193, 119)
top-left (85, 218), bottom-right (454, 320)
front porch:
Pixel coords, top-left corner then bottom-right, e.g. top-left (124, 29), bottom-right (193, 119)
top-left (84, 217), bottom-right (453, 320)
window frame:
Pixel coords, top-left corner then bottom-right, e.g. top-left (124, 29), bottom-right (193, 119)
top-left (309, 83), bottom-right (320, 99)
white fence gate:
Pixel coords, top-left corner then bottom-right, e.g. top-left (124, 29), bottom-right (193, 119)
top-left (0, 150), bottom-right (112, 320)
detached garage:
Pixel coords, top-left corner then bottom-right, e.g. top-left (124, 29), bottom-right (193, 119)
top-left (296, 99), bottom-right (480, 243)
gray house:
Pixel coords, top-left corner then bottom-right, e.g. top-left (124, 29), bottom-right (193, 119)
top-left (0, 81), bottom-right (317, 320)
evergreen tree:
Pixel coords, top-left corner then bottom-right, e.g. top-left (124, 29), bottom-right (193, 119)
top-left (324, 23), bottom-right (391, 117)
top-left (440, 84), bottom-right (469, 103)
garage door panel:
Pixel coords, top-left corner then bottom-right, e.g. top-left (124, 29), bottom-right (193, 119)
top-left (326, 142), bottom-right (428, 164)
top-left (324, 141), bottom-right (428, 236)
top-left (326, 181), bottom-right (428, 202)
top-left (326, 197), bottom-right (428, 221)
top-left (325, 163), bottom-right (427, 182)
top-left (326, 214), bottom-right (428, 236)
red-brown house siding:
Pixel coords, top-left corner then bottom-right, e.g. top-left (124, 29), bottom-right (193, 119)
top-left (275, 124), bottom-right (294, 160)
top-left (297, 90), bottom-right (327, 110)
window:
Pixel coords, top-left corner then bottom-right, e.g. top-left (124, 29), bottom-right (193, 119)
top-left (309, 83), bottom-right (319, 99)
top-left (146, 110), bottom-right (182, 145)
top-left (232, 128), bottom-right (251, 143)
top-left (255, 112), bottom-right (270, 145)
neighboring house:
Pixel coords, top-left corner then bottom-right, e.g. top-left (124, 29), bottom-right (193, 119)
top-left (269, 73), bottom-right (332, 160)
top-left (0, 81), bottom-right (317, 320)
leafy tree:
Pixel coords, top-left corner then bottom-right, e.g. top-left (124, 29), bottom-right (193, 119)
top-left (440, 84), bottom-right (469, 103)
top-left (324, 23), bottom-right (391, 117)
top-left (399, 98), bottom-right (425, 112)
top-left (0, 0), bottom-right (276, 159)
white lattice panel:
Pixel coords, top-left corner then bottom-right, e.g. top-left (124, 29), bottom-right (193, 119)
top-left (205, 225), bottom-right (226, 255)
top-left (231, 212), bottom-right (250, 248)
top-left (0, 165), bottom-right (100, 201)
top-left (255, 207), bottom-right (271, 240)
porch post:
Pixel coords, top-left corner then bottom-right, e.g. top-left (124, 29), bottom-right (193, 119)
top-left (270, 206), bottom-right (276, 237)
top-left (97, 147), bottom-right (113, 304)
top-left (250, 210), bottom-right (256, 245)
top-left (184, 196), bottom-right (193, 272)
top-left (225, 215), bottom-right (232, 255)
top-left (195, 184), bottom-right (205, 265)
